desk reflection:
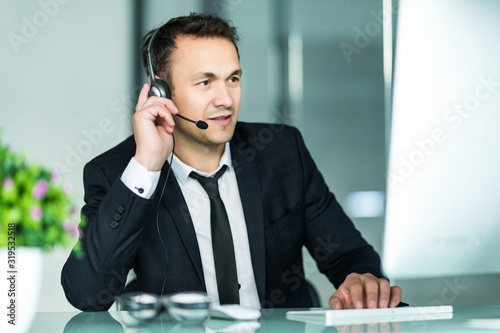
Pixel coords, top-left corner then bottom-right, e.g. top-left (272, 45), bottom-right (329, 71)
top-left (62, 311), bottom-right (262, 333)
top-left (286, 318), bottom-right (403, 333)
top-left (32, 305), bottom-right (500, 333)
top-left (60, 310), bottom-right (407, 333)
top-left (337, 322), bottom-right (402, 333)
top-left (63, 312), bottom-right (124, 333)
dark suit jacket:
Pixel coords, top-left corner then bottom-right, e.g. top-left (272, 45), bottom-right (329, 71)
top-left (61, 122), bottom-right (383, 311)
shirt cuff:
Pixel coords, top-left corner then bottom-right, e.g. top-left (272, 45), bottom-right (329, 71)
top-left (120, 158), bottom-right (161, 199)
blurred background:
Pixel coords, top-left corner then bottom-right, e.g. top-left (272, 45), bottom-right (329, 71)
top-left (1, 0), bottom-right (498, 313)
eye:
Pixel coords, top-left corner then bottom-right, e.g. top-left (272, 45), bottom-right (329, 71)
top-left (228, 77), bottom-right (240, 83)
top-left (198, 80), bottom-right (209, 86)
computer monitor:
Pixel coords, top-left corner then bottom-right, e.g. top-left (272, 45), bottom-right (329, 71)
top-left (383, 0), bottom-right (500, 279)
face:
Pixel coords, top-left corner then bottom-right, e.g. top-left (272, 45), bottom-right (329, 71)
top-left (169, 36), bottom-right (241, 149)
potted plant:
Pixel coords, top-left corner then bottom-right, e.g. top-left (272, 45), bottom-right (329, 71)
top-left (0, 135), bottom-right (82, 332)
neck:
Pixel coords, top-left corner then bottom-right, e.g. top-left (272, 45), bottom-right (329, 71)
top-left (174, 136), bottom-right (226, 174)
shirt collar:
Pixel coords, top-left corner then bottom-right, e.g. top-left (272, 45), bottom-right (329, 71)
top-left (170, 141), bottom-right (232, 186)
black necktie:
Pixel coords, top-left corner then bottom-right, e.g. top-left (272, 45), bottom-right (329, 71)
top-left (190, 165), bottom-right (240, 304)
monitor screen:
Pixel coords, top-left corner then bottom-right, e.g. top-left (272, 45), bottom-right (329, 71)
top-left (383, 0), bottom-right (500, 279)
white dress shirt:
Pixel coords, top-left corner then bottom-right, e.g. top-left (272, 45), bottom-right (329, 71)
top-left (120, 143), bottom-right (261, 308)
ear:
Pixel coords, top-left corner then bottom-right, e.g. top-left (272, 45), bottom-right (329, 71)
top-left (147, 75), bottom-right (163, 84)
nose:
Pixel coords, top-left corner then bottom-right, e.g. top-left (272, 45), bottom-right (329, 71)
top-left (212, 82), bottom-right (233, 109)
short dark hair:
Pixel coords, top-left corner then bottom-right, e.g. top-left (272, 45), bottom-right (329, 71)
top-left (141, 13), bottom-right (240, 92)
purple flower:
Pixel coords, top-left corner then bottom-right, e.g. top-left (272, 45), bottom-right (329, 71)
top-left (30, 206), bottom-right (43, 221)
top-left (32, 179), bottom-right (49, 199)
top-left (63, 181), bottom-right (74, 194)
top-left (50, 172), bottom-right (59, 183)
top-left (2, 177), bottom-right (14, 190)
top-left (63, 222), bottom-right (79, 237)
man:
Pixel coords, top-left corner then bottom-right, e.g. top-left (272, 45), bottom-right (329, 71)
top-left (61, 13), bottom-right (402, 311)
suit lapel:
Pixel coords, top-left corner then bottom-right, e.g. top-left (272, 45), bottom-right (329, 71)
top-left (158, 165), bottom-right (205, 289)
top-left (230, 140), bottom-right (266, 302)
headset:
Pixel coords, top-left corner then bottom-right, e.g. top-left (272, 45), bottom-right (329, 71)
top-left (146, 29), bottom-right (208, 130)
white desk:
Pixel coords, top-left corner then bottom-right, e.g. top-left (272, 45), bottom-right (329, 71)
top-left (27, 304), bottom-right (500, 332)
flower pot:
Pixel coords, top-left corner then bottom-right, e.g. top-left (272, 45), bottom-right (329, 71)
top-left (0, 247), bottom-right (43, 333)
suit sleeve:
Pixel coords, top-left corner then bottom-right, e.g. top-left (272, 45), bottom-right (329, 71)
top-left (293, 128), bottom-right (385, 288)
top-left (61, 160), bottom-right (154, 311)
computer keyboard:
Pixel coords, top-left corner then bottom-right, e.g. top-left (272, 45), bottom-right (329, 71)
top-left (286, 305), bottom-right (453, 326)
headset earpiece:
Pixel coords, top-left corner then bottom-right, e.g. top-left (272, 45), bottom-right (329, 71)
top-left (149, 78), bottom-right (171, 99)
top-left (147, 29), bottom-right (172, 99)
top-left (146, 28), bottom-right (207, 129)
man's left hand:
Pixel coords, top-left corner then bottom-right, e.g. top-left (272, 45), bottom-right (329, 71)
top-left (329, 273), bottom-right (402, 309)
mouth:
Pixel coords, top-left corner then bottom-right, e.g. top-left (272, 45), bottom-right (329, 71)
top-left (208, 114), bottom-right (231, 121)
top-left (207, 114), bottom-right (233, 126)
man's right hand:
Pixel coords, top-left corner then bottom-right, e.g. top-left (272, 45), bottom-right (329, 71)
top-left (132, 83), bottom-right (179, 171)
